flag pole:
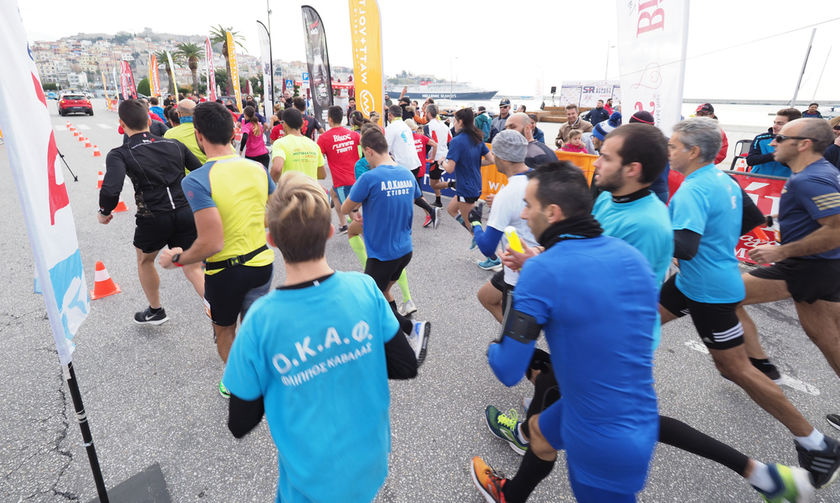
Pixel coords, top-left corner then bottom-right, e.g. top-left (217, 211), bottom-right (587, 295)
top-left (64, 361), bottom-right (109, 502)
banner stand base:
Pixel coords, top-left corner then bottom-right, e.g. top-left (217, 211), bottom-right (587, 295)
top-left (87, 463), bottom-right (171, 503)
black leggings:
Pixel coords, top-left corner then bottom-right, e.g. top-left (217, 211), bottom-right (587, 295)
top-left (246, 153), bottom-right (270, 169)
top-left (521, 350), bottom-right (749, 476)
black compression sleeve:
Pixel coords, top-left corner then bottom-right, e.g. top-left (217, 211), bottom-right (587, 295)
top-left (745, 152), bottom-right (775, 166)
top-left (384, 329), bottom-right (418, 379)
top-left (99, 150), bottom-right (126, 213)
top-left (228, 393), bottom-right (264, 438)
top-left (673, 229), bottom-right (701, 260)
top-left (239, 132), bottom-right (248, 153)
top-left (183, 145), bottom-right (202, 172)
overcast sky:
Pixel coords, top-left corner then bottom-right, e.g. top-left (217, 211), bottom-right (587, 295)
top-left (17, 0), bottom-right (840, 100)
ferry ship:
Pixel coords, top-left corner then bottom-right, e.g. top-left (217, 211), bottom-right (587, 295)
top-left (386, 82), bottom-right (497, 101)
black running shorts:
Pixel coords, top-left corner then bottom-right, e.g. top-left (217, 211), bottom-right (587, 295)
top-left (490, 270), bottom-right (514, 314)
top-left (749, 257), bottom-right (840, 303)
top-left (204, 264), bottom-right (273, 326)
top-left (660, 275), bottom-right (744, 350)
top-left (456, 195), bottom-right (480, 204)
top-left (364, 252), bottom-right (412, 292)
top-left (410, 167), bottom-right (424, 184)
top-left (133, 206), bottom-right (197, 254)
top-left (428, 161), bottom-right (443, 180)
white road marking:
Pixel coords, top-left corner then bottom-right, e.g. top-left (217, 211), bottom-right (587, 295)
top-left (683, 341), bottom-right (820, 396)
top-left (76, 124), bottom-right (91, 130)
top-left (97, 123), bottom-right (111, 129)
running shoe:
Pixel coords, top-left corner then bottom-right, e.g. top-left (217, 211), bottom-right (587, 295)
top-left (478, 257), bottom-right (503, 271)
top-left (433, 207), bottom-right (442, 229)
top-left (470, 456), bottom-right (508, 503)
top-left (337, 224), bottom-right (349, 235)
top-left (423, 214), bottom-right (433, 228)
top-left (485, 405), bottom-right (528, 455)
top-left (133, 307), bottom-right (169, 325)
top-left (407, 321), bottom-right (431, 365)
top-left (432, 200), bottom-right (443, 208)
top-left (520, 396), bottom-right (533, 416)
top-left (218, 380), bottom-right (230, 399)
top-left (795, 435), bottom-right (840, 488)
top-left (755, 464), bottom-right (815, 503)
top-left (826, 414), bottom-right (840, 432)
top-left (400, 299), bottom-right (417, 317)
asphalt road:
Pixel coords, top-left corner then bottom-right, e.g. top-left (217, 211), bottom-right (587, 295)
top-left (0, 100), bottom-right (838, 502)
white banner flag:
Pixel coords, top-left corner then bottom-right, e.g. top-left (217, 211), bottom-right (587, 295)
top-left (205, 37), bottom-right (217, 102)
top-left (616, 0), bottom-right (689, 135)
top-left (257, 22), bottom-right (273, 121)
top-left (166, 50), bottom-right (179, 98)
top-left (0, 1), bottom-right (90, 364)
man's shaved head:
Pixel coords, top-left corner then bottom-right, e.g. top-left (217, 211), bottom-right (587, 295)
top-left (177, 99), bottom-right (197, 117)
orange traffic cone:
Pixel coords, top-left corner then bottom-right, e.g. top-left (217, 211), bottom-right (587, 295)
top-left (96, 170), bottom-right (104, 189)
top-left (73, 130), bottom-right (79, 137)
top-left (78, 135), bottom-right (85, 142)
top-left (84, 139), bottom-right (92, 148)
top-left (90, 261), bottom-right (121, 300)
top-left (66, 122), bottom-right (72, 130)
top-left (92, 145), bottom-right (101, 157)
top-left (113, 197), bottom-right (129, 213)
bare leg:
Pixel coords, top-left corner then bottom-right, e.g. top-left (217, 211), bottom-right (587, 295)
top-left (478, 281), bottom-right (504, 323)
top-left (710, 344), bottom-right (814, 437)
top-left (136, 248), bottom-right (161, 309)
top-left (329, 188), bottom-right (345, 225)
top-left (181, 263), bottom-right (205, 298)
top-left (214, 323), bottom-right (237, 363)
top-left (738, 274), bottom-right (791, 359)
top-left (794, 300), bottom-right (840, 377)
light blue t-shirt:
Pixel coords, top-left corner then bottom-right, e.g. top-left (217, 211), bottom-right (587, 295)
top-left (223, 272), bottom-right (399, 503)
top-left (348, 164), bottom-right (422, 261)
top-left (593, 190), bottom-right (673, 348)
top-left (669, 164), bottom-right (745, 303)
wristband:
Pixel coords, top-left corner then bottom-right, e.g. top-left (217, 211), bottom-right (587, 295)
top-left (98, 208), bottom-right (111, 216)
top-left (171, 253), bottom-right (182, 267)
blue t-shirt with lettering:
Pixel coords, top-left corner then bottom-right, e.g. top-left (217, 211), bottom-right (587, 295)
top-left (446, 133), bottom-right (488, 198)
top-left (349, 164), bottom-right (422, 260)
top-left (223, 272), bottom-right (399, 503)
top-left (670, 164), bottom-right (745, 303)
top-left (779, 158), bottom-right (840, 259)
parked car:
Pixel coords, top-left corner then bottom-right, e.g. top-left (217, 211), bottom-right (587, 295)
top-left (57, 93), bottom-right (93, 116)
top-left (46, 91), bottom-right (58, 100)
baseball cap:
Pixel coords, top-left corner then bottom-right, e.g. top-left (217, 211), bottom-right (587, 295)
top-left (629, 111), bottom-right (655, 125)
top-left (499, 98), bottom-right (511, 107)
top-left (491, 129), bottom-right (528, 163)
top-left (399, 96), bottom-right (411, 105)
top-left (696, 103), bottom-right (714, 114)
top-left (592, 121), bottom-right (616, 141)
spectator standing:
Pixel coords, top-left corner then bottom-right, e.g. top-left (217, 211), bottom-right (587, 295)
top-left (746, 108), bottom-right (803, 177)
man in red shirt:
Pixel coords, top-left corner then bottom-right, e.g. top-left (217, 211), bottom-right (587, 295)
top-left (317, 105), bottom-right (361, 233)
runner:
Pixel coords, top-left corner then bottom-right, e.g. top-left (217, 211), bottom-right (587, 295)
top-left (488, 124), bottom-right (815, 502)
top-left (224, 171), bottom-right (418, 503)
top-left (733, 119), bottom-right (840, 435)
top-left (317, 105), bottom-right (361, 233)
top-left (351, 123), bottom-right (419, 317)
top-left (239, 105), bottom-right (270, 169)
top-left (661, 117), bottom-right (840, 489)
top-left (385, 104), bottom-right (438, 228)
top-left (159, 101), bottom-right (275, 399)
top-left (472, 130), bottom-right (537, 321)
top-left (341, 127), bottom-right (431, 364)
top-left (406, 118), bottom-right (442, 228)
top-left (471, 163), bottom-right (660, 503)
top-left (99, 99), bottom-right (204, 325)
top-left (443, 107), bottom-right (495, 244)
top-left (425, 104), bottom-right (452, 207)
top-left (269, 108), bottom-right (325, 182)
top-left (163, 99), bottom-right (206, 166)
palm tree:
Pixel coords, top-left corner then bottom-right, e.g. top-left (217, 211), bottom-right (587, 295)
top-left (176, 42), bottom-right (202, 93)
top-left (209, 25), bottom-right (245, 96)
top-left (154, 50), bottom-right (176, 96)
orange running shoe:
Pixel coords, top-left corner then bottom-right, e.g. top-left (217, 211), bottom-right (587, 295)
top-left (470, 456), bottom-right (508, 503)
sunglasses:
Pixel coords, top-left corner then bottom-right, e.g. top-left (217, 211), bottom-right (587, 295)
top-left (500, 105), bottom-right (510, 109)
top-left (834, 125), bottom-right (840, 131)
top-left (775, 135), bottom-right (816, 143)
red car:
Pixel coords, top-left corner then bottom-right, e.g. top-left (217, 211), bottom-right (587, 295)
top-left (58, 93), bottom-right (93, 116)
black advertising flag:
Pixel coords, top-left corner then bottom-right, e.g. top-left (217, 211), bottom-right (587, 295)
top-left (301, 5), bottom-right (334, 126)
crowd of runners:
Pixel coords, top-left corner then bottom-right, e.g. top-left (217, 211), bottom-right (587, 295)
top-left (96, 93), bottom-right (840, 502)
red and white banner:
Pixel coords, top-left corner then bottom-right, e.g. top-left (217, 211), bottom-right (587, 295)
top-left (166, 51), bottom-right (178, 98)
top-left (615, 0), bottom-right (689, 136)
top-left (729, 171), bottom-right (786, 264)
top-left (119, 60), bottom-right (137, 100)
top-left (0, 1), bottom-right (90, 364)
top-left (205, 37), bottom-right (217, 102)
